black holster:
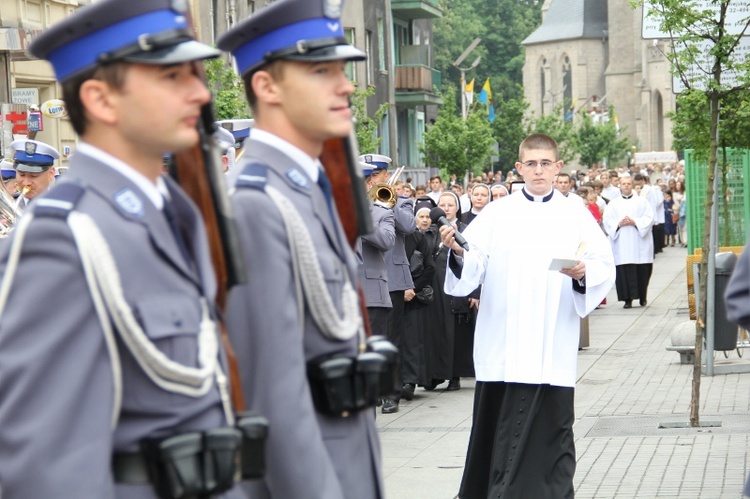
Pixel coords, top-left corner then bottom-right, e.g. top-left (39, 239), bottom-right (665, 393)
top-left (235, 411), bottom-right (269, 480)
top-left (140, 428), bottom-right (241, 499)
top-left (367, 336), bottom-right (400, 396)
top-left (307, 338), bottom-right (399, 416)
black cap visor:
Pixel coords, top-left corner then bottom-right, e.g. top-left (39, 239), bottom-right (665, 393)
top-left (122, 40), bottom-right (221, 65)
top-left (281, 44), bottom-right (366, 64)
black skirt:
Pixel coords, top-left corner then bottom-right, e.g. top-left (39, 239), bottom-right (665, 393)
top-left (615, 263), bottom-right (653, 302)
top-left (458, 382), bottom-right (576, 499)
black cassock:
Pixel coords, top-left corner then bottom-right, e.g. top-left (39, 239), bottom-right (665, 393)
top-left (459, 382), bottom-right (576, 499)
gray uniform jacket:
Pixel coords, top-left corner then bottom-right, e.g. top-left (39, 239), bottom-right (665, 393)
top-left (225, 138), bottom-right (383, 499)
top-left (0, 152), bottom-right (243, 499)
top-left (385, 196), bottom-right (416, 292)
top-left (358, 203), bottom-right (396, 307)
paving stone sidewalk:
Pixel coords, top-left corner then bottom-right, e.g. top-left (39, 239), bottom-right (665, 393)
top-left (377, 245), bottom-right (750, 498)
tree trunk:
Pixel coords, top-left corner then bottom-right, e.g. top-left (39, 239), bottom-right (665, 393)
top-left (691, 89), bottom-right (719, 427)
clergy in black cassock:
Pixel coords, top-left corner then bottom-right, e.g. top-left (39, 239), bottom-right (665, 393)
top-left (441, 134), bottom-right (615, 499)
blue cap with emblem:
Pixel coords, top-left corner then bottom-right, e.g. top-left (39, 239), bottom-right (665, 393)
top-left (1, 160), bottom-right (15, 180)
top-left (27, 0), bottom-right (220, 82)
top-left (216, 0), bottom-right (366, 76)
top-left (11, 140), bottom-right (60, 173)
top-left (359, 154), bottom-right (391, 171)
top-left (360, 161), bottom-right (375, 177)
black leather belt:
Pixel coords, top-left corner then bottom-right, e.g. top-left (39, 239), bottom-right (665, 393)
top-left (112, 452), bottom-right (150, 484)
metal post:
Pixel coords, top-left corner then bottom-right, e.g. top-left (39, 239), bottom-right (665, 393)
top-left (460, 68), bottom-right (466, 121)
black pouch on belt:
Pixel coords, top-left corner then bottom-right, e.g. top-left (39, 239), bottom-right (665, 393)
top-left (366, 336), bottom-right (400, 396)
top-left (140, 432), bottom-right (205, 499)
top-left (202, 427), bottom-right (242, 494)
top-left (307, 355), bottom-right (356, 416)
top-left (235, 411), bottom-right (269, 479)
top-left (353, 351), bottom-right (386, 409)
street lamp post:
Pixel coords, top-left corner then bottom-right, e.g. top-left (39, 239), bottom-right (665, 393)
top-left (453, 38), bottom-right (481, 120)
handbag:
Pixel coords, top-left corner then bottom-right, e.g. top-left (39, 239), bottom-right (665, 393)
top-left (415, 285), bottom-right (434, 304)
top-left (672, 212), bottom-right (679, 224)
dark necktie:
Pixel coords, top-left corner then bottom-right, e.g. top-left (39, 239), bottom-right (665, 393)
top-left (163, 195), bottom-right (195, 271)
top-left (317, 168), bottom-right (343, 250)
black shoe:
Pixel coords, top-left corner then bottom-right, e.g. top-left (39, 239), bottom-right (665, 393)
top-left (424, 379), bottom-right (445, 391)
top-left (402, 384), bottom-right (415, 401)
top-left (640, 299), bottom-right (647, 306)
top-left (382, 398), bottom-right (399, 414)
top-left (624, 301), bottom-right (632, 309)
top-left (446, 377), bottom-right (461, 391)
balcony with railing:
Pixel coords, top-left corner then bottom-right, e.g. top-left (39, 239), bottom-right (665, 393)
top-left (395, 45), bottom-right (443, 108)
top-left (391, 0), bottom-right (442, 20)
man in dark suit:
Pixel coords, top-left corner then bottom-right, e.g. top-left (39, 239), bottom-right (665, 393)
top-left (219, 0), bottom-right (385, 497)
top-left (0, 1), bottom-right (247, 497)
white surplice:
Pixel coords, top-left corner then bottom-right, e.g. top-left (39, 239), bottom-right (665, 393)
top-left (444, 188), bottom-right (615, 388)
top-left (602, 194), bottom-right (654, 265)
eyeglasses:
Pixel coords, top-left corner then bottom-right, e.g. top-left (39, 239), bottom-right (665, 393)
top-left (521, 160), bottom-right (557, 169)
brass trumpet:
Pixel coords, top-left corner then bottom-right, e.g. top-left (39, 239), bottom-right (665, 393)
top-left (368, 165), bottom-right (405, 209)
top-left (0, 185), bottom-right (27, 237)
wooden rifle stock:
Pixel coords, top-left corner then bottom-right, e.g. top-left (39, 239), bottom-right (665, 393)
top-left (320, 130), bottom-right (374, 336)
top-left (171, 101), bottom-right (247, 412)
top-left (169, 6), bottom-right (247, 409)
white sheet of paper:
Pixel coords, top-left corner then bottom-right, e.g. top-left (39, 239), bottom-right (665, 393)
top-left (549, 258), bottom-right (578, 271)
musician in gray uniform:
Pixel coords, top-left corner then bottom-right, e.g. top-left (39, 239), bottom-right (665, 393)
top-left (218, 0), bottom-right (384, 497)
top-left (359, 160), bottom-right (397, 338)
top-left (0, 1), bottom-right (247, 497)
top-left (11, 139), bottom-right (60, 205)
top-left (361, 153), bottom-right (415, 413)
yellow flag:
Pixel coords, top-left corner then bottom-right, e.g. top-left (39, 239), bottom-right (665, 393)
top-left (464, 78), bottom-right (475, 106)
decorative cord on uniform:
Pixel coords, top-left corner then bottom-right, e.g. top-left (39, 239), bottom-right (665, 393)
top-left (265, 185), bottom-right (363, 343)
top-left (67, 212), bottom-right (220, 398)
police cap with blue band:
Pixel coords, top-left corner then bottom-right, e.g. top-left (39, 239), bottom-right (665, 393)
top-left (1, 160), bottom-right (15, 180)
top-left (11, 140), bottom-right (60, 174)
top-left (359, 154), bottom-right (391, 171)
top-left (216, 0), bottom-right (366, 76)
top-left (28, 0), bottom-right (220, 82)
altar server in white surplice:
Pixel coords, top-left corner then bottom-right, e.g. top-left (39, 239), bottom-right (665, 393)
top-left (440, 133), bottom-right (615, 499)
top-left (602, 175), bottom-right (655, 309)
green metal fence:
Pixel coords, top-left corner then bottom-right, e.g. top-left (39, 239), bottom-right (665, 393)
top-left (685, 148), bottom-right (750, 253)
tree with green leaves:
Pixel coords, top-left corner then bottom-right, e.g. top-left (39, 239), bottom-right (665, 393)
top-left (203, 58), bottom-right (251, 120)
top-left (525, 103), bottom-right (576, 164)
top-left (571, 107), bottom-right (631, 169)
top-left (491, 87), bottom-right (529, 172)
top-left (433, 0), bottom-right (543, 105)
top-left (421, 85), bottom-right (495, 180)
top-left (635, 0), bottom-right (750, 427)
top-left (350, 86), bottom-right (388, 155)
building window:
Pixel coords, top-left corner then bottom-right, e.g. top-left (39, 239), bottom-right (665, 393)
top-left (344, 28), bottom-right (356, 82)
top-left (540, 58), bottom-right (546, 114)
top-left (22, 0), bottom-right (43, 24)
top-left (562, 56), bottom-right (573, 122)
top-left (365, 30), bottom-right (373, 84)
top-left (378, 17), bottom-right (386, 72)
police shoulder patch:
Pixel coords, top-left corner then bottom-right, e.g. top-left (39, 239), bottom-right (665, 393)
top-left (285, 168), bottom-right (310, 190)
top-left (236, 162), bottom-right (268, 191)
top-left (114, 188), bottom-right (145, 218)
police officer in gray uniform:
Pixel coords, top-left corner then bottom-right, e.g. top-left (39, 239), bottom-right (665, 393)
top-left (0, 1), bottom-right (247, 497)
top-left (218, 0), bottom-right (385, 497)
top-left (361, 154), bottom-right (415, 413)
top-left (359, 160), bottom-right (397, 336)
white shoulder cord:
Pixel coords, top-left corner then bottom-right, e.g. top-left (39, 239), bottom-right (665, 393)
top-left (265, 186), bottom-right (363, 343)
top-left (0, 212), bottom-right (233, 426)
top-left (67, 211), bottom-right (219, 396)
top-left (0, 213), bottom-right (123, 428)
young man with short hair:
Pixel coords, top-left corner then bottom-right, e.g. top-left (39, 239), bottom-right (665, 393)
top-left (441, 133), bottom-right (615, 499)
top-left (0, 1), bottom-right (246, 497)
top-left (218, 0), bottom-right (385, 496)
